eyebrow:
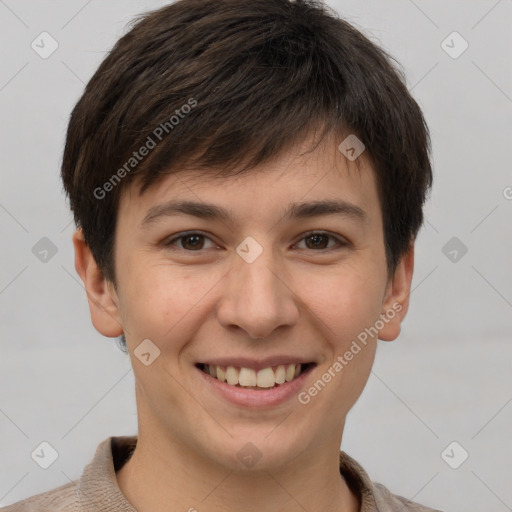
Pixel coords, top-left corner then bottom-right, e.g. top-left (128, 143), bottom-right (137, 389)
top-left (140, 199), bottom-right (368, 227)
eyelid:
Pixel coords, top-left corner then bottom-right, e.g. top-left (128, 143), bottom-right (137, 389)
top-left (163, 230), bottom-right (218, 249)
top-left (294, 230), bottom-right (349, 250)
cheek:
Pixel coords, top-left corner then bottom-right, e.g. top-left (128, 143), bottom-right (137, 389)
top-left (309, 265), bottom-right (384, 411)
top-left (300, 265), bottom-right (385, 347)
top-left (304, 271), bottom-right (381, 416)
top-left (117, 259), bottom-right (222, 342)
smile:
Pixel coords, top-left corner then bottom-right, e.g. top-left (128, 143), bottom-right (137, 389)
top-left (197, 363), bottom-right (314, 389)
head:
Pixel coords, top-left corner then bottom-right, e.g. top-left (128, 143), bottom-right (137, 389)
top-left (64, 0), bottom-right (432, 471)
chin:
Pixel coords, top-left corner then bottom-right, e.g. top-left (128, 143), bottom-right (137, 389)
top-left (204, 424), bottom-right (314, 473)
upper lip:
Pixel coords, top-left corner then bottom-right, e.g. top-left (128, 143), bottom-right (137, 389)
top-left (198, 356), bottom-right (315, 372)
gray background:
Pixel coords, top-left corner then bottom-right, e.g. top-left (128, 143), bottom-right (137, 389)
top-left (1, 1), bottom-right (511, 510)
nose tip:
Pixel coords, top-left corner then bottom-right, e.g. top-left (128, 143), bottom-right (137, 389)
top-left (216, 253), bottom-right (299, 340)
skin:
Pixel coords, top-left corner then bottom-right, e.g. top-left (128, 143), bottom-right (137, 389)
top-left (73, 132), bottom-right (414, 512)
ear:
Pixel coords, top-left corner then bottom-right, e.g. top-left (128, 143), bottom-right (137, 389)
top-left (72, 228), bottom-right (124, 338)
top-left (377, 242), bottom-right (415, 342)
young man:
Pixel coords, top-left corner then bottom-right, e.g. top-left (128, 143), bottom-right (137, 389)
top-left (2, 0), bottom-right (443, 510)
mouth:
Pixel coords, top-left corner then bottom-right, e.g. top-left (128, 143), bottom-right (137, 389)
top-left (196, 362), bottom-right (315, 390)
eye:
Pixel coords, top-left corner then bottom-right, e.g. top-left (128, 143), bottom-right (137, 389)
top-left (163, 232), bottom-right (217, 251)
top-left (295, 231), bottom-right (347, 251)
top-left (162, 230), bottom-right (348, 253)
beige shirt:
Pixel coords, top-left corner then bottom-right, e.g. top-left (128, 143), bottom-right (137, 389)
top-left (1, 436), bottom-right (443, 511)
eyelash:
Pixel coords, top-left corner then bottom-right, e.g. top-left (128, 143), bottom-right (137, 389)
top-left (162, 231), bottom-right (348, 253)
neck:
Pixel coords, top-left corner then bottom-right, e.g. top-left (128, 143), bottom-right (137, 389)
top-left (116, 427), bottom-right (360, 512)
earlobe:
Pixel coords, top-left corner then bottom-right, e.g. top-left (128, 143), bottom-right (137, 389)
top-left (377, 243), bottom-right (415, 342)
top-left (72, 228), bottom-right (124, 338)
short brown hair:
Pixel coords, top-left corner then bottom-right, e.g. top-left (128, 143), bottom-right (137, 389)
top-left (61, 0), bottom-right (432, 284)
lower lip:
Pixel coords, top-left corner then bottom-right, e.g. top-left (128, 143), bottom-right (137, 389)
top-left (196, 365), bottom-right (315, 408)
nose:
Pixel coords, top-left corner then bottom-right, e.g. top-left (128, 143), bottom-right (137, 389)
top-left (216, 246), bottom-right (300, 340)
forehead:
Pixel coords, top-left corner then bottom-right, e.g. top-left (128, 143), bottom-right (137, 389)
top-left (119, 134), bottom-right (380, 227)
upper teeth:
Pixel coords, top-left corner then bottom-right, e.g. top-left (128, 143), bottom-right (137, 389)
top-left (206, 364), bottom-right (302, 388)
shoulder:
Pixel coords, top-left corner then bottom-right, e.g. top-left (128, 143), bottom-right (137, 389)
top-left (339, 450), bottom-right (444, 512)
top-left (0, 436), bottom-right (136, 512)
top-left (372, 481), bottom-right (445, 512)
top-left (0, 481), bottom-right (80, 512)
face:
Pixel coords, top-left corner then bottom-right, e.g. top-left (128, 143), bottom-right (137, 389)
top-left (75, 133), bottom-right (413, 471)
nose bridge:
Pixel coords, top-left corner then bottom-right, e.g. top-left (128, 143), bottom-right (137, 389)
top-left (218, 241), bottom-right (298, 339)
top-left (238, 249), bottom-right (280, 303)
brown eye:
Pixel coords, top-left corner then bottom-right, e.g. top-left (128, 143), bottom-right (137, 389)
top-left (180, 234), bottom-right (204, 250)
top-left (305, 234), bottom-right (330, 249)
top-left (163, 232), bottom-right (215, 251)
top-left (296, 232), bottom-right (347, 251)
